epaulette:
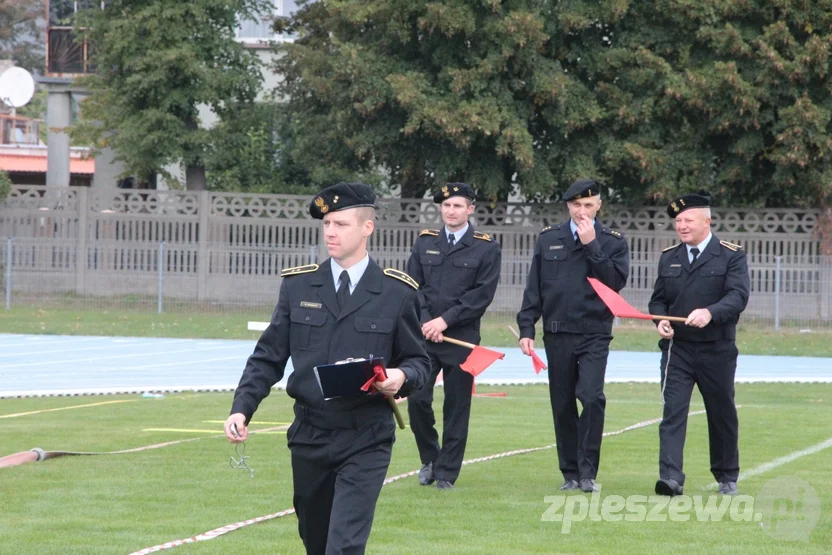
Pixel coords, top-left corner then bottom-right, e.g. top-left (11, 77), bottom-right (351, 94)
top-left (383, 268), bottom-right (419, 290)
top-left (420, 229), bottom-right (440, 237)
top-left (473, 231), bottom-right (492, 241)
top-left (720, 240), bottom-right (742, 252)
top-left (280, 264), bottom-right (319, 277)
top-left (541, 225), bottom-right (558, 233)
top-left (662, 243), bottom-right (680, 253)
top-left (603, 228), bottom-right (624, 239)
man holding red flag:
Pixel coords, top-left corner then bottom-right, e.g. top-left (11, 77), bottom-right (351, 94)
top-left (224, 182), bottom-right (429, 554)
top-left (406, 182), bottom-right (502, 490)
top-left (649, 193), bottom-right (749, 497)
top-left (517, 178), bottom-right (630, 493)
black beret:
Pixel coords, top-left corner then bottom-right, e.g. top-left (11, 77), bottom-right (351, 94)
top-left (433, 182), bottom-right (476, 203)
top-left (562, 178), bottom-right (600, 202)
top-left (309, 182), bottom-right (377, 220)
top-left (667, 192), bottom-right (711, 218)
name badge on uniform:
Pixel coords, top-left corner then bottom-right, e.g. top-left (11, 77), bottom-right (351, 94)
top-left (300, 301), bottom-right (323, 309)
top-left (426, 249), bottom-right (441, 255)
top-left (549, 245), bottom-right (564, 250)
top-left (670, 264), bottom-right (682, 268)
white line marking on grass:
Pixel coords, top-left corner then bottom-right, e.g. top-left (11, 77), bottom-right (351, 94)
top-left (143, 429), bottom-right (224, 434)
top-left (0, 344), bottom-right (245, 369)
top-left (0, 399), bottom-right (135, 419)
top-left (129, 409), bottom-right (711, 554)
top-left (705, 435), bottom-right (832, 491)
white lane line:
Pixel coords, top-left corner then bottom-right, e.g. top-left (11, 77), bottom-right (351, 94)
top-left (0, 336), bottom-right (103, 348)
top-left (0, 339), bottom-right (193, 358)
top-left (0, 385), bottom-right (243, 398)
top-left (121, 356), bottom-right (245, 371)
top-left (0, 344), bottom-right (248, 369)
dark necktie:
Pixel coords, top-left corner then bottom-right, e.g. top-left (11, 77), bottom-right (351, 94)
top-left (574, 233), bottom-right (581, 246)
top-left (690, 247), bottom-right (700, 265)
top-left (448, 233), bottom-right (455, 248)
top-left (337, 270), bottom-right (350, 311)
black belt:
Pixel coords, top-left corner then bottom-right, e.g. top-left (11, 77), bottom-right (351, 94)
top-left (293, 402), bottom-right (390, 430)
top-left (546, 319), bottom-right (612, 334)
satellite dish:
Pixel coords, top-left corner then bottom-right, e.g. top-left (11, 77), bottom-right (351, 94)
top-left (0, 67), bottom-right (36, 109)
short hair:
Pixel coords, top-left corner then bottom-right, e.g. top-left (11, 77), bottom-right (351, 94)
top-left (355, 206), bottom-right (376, 223)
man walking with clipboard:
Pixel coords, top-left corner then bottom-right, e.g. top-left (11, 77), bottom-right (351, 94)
top-left (225, 182), bottom-right (429, 555)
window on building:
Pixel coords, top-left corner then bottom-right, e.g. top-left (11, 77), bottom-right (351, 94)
top-left (46, 0), bottom-right (103, 75)
top-left (235, 0), bottom-right (302, 43)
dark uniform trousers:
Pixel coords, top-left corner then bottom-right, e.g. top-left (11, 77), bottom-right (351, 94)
top-left (516, 220), bottom-right (630, 483)
top-left (658, 339), bottom-right (740, 486)
top-left (543, 332), bottom-right (611, 481)
top-left (289, 404), bottom-right (396, 555)
top-left (231, 259), bottom-right (429, 555)
top-left (648, 235), bottom-right (749, 487)
top-left (405, 225), bottom-right (501, 484)
top-left (407, 352), bottom-right (474, 482)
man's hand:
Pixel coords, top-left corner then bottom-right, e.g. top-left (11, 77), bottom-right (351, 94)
top-left (576, 215), bottom-right (596, 244)
top-left (685, 308), bottom-right (712, 328)
top-left (225, 413), bottom-right (248, 443)
top-left (657, 320), bottom-right (675, 339)
top-left (373, 367), bottom-right (406, 396)
top-left (519, 337), bottom-right (535, 356)
top-left (422, 317), bottom-right (448, 343)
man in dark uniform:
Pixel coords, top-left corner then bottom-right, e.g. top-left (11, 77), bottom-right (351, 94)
top-left (649, 192), bottom-right (750, 497)
top-left (224, 182), bottom-right (430, 555)
top-left (406, 182), bottom-right (501, 490)
top-left (516, 178), bottom-right (630, 493)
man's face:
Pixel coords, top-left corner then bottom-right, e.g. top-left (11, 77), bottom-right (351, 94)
top-left (323, 209), bottom-right (373, 261)
top-left (440, 197), bottom-right (474, 231)
top-left (674, 208), bottom-right (711, 245)
top-left (567, 197), bottom-right (601, 224)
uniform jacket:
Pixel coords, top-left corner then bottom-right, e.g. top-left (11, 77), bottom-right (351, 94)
top-left (648, 236), bottom-right (750, 342)
top-left (517, 219), bottom-right (630, 338)
top-left (406, 225), bottom-right (501, 364)
top-left (231, 258), bottom-right (430, 422)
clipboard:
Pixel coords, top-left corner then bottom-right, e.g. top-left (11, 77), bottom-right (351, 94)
top-left (313, 356), bottom-right (386, 400)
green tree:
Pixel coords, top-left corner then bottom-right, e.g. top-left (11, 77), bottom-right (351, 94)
top-left (72, 0), bottom-right (272, 190)
top-left (207, 101), bottom-right (318, 194)
top-left (550, 0), bottom-right (832, 209)
top-left (0, 0), bottom-right (44, 73)
top-left (276, 0), bottom-right (590, 200)
top-left (0, 169), bottom-right (11, 200)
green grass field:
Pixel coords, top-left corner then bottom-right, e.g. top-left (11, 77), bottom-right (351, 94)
top-left (2, 384), bottom-right (831, 554)
top-left (2, 306), bottom-right (831, 356)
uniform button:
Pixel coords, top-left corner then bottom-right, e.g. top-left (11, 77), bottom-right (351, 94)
top-left (305, 316), bottom-right (310, 321)
top-left (371, 324), bottom-right (377, 329)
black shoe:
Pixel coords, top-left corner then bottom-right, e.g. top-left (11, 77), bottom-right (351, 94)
top-left (559, 479), bottom-right (580, 491)
top-left (580, 479), bottom-right (599, 493)
top-left (655, 478), bottom-right (683, 496)
top-left (435, 479), bottom-right (454, 490)
top-left (719, 481), bottom-right (738, 495)
top-left (418, 462), bottom-right (435, 486)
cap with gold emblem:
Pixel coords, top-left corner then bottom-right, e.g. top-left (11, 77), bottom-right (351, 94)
top-left (309, 182), bottom-right (377, 220)
top-left (667, 192), bottom-right (711, 218)
top-left (562, 178), bottom-right (601, 202)
top-left (433, 182), bottom-right (476, 204)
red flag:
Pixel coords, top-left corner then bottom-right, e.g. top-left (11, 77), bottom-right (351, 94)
top-left (531, 350), bottom-right (547, 374)
top-left (460, 345), bottom-right (505, 376)
top-left (587, 277), bottom-right (653, 320)
top-left (360, 365), bottom-right (388, 392)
